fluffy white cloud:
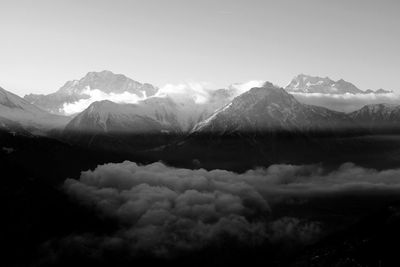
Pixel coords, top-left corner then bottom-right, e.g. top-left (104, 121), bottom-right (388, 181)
top-left (155, 82), bottom-right (217, 104)
top-left (61, 161), bottom-right (400, 258)
top-left (155, 80), bottom-right (267, 104)
top-left (64, 161), bottom-right (270, 256)
top-left (61, 82), bottom-right (221, 115)
top-left (291, 92), bottom-right (400, 112)
top-left (62, 89), bottom-right (146, 115)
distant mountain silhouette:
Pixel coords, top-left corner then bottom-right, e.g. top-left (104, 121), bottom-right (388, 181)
top-left (285, 74), bottom-right (392, 95)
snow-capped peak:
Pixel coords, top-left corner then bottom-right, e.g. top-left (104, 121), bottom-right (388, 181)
top-left (285, 74), bottom-right (363, 94)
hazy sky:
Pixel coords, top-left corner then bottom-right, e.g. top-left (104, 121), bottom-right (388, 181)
top-left (0, 0), bottom-right (399, 96)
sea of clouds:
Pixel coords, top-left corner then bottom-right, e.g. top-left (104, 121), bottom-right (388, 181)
top-left (52, 161), bottom-right (400, 259)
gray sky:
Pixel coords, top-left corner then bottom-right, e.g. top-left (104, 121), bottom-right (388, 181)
top-left (0, 0), bottom-right (399, 96)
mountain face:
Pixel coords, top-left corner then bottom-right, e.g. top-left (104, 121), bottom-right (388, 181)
top-left (140, 96), bottom-right (228, 132)
top-left (65, 100), bottom-right (178, 134)
top-left (62, 91), bottom-right (231, 152)
top-left (63, 99), bottom-right (187, 153)
top-left (65, 100), bottom-right (171, 134)
top-left (0, 86), bottom-right (70, 133)
top-left (193, 82), bottom-right (352, 134)
top-left (65, 92), bottom-right (230, 134)
top-left (285, 74), bottom-right (391, 95)
top-left (63, 100), bottom-right (176, 152)
top-left (24, 70), bottom-right (158, 114)
top-left (1, 86), bottom-right (47, 113)
top-left (165, 83), bottom-right (399, 171)
top-left (349, 103), bottom-right (400, 129)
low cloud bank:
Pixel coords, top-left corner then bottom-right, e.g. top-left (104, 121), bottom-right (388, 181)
top-left (64, 161), bottom-right (270, 257)
top-left (62, 89), bottom-right (146, 114)
top-left (58, 161), bottom-right (400, 258)
top-left (291, 92), bottom-right (400, 112)
top-left (155, 82), bottom-right (216, 104)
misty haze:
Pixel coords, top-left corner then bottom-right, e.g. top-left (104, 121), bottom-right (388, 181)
top-left (1, 1), bottom-right (400, 266)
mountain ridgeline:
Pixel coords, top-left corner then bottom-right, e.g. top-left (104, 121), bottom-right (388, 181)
top-left (3, 72), bottom-right (400, 267)
top-left (193, 82), bottom-right (354, 134)
top-left (1, 71), bottom-right (400, 167)
top-left (349, 104), bottom-right (400, 130)
top-left (1, 72), bottom-right (398, 134)
top-left (0, 86), bottom-right (70, 134)
top-left (285, 74), bottom-right (392, 95)
top-left (155, 83), bottom-right (400, 171)
top-left (63, 77), bottom-right (399, 137)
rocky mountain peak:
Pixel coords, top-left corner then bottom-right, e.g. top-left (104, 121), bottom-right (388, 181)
top-left (23, 71), bottom-right (159, 115)
top-left (286, 74), bottom-right (364, 94)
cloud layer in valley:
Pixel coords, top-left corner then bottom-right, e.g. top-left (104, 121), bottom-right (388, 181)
top-left (59, 161), bottom-right (400, 259)
top-left (62, 89), bottom-right (146, 115)
top-left (63, 161), bottom-right (271, 257)
top-left (291, 92), bottom-right (400, 112)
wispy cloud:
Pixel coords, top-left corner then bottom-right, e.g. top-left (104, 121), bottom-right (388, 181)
top-left (62, 89), bottom-right (146, 115)
top-left (229, 80), bottom-right (266, 97)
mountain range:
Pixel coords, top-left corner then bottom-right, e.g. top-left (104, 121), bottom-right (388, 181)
top-left (3, 71), bottom-right (400, 267)
top-left (285, 74), bottom-right (392, 95)
top-left (349, 103), bottom-right (400, 129)
top-left (65, 93), bottom-right (230, 134)
top-left (1, 70), bottom-right (399, 141)
top-left (193, 82), bottom-right (354, 134)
